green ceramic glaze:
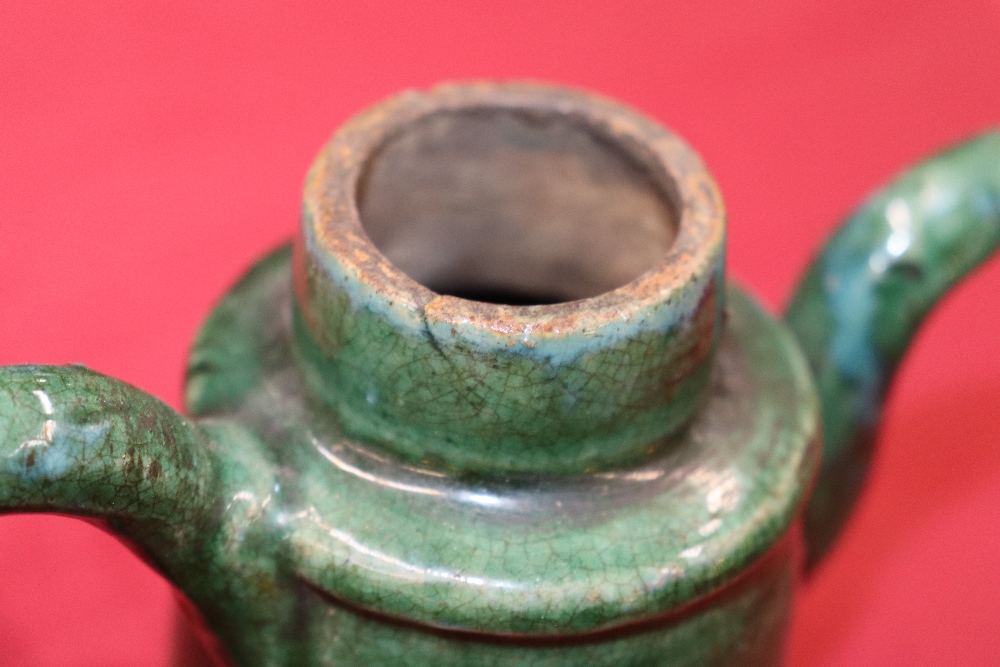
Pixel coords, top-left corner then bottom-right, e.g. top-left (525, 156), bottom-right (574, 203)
top-left (0, 82), bottom-right (996, 665)
top-left (187, 244), bottom-right (818, 635)
top-left (786, 130), bottom-right (1000, 567)
top-left (294, 83), bottom-right (727, 477)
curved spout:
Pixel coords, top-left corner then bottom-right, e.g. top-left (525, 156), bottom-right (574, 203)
top-left (786, 130), bottom-right (1000, 568)
top-left (0, 364), bottom-right (216, 569)
top-left (0, 364), bottom-right (295, 665)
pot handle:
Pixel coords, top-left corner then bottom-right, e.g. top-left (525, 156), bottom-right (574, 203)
top-left (4, 132), bottom-right (998, 619)
top-left (785, 130), bottom-right (1000, 569)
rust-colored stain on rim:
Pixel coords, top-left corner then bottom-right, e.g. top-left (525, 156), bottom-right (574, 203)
top-left (299, 81), bottom-right (726, 342)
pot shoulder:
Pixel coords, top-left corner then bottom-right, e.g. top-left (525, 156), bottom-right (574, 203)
top-left (184, 245), bottom-right (820, 636)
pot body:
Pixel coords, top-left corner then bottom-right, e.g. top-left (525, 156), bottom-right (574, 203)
top-left (169, 82), bottom-right (822, 665)
top-left (179, 243), bottom-right (818, 666)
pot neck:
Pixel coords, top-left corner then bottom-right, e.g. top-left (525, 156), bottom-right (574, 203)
top-left (292, 82), bottom-right (726, 477)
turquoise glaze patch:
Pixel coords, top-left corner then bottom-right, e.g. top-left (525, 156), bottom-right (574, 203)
top-left (787, 130), bottom-right (1000, 566)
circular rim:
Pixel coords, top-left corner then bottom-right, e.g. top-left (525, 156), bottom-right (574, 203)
top-left (299, 80), bottom-right (725, 341)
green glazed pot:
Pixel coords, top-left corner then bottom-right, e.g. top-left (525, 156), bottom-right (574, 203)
top-left (1, 82), bottom-right (998, 666)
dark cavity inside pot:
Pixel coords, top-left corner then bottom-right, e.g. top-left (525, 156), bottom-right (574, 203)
top-left (356, 108), bottom-right (678, 305)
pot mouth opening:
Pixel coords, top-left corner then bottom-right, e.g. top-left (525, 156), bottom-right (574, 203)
top-left (356, 105), bottom-right (679, 306)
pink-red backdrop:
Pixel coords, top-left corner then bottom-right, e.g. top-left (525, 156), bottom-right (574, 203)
top-left (2, 2), bottom-right (1000, 665)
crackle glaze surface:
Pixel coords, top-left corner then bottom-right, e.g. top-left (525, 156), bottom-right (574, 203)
top-left (0, 81), bottom-right (997, 666)
top-left (294, 83), bottom-right (728, 478)
top-left (184, 246), bottom-right (818, 659)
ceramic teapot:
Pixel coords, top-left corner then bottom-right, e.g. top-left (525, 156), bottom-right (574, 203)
top-left (1, 82), bottom-right (997, 666)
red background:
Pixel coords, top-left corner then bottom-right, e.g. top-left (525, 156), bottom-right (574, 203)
top-left (2, 2), bottom-right (1000, 665)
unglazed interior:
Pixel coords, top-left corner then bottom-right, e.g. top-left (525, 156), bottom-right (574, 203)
top-left (356, 108), bottom-right (678, 304)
